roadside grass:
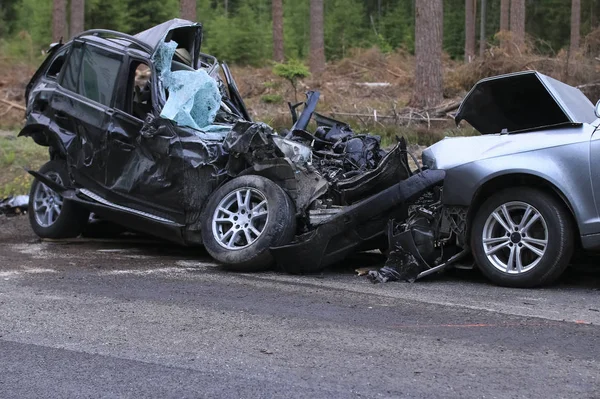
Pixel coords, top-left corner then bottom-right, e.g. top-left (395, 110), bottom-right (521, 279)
top-left (0, 131), bottom-right (48, 197)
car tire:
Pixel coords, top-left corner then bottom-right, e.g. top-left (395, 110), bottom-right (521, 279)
top-left (201, 175), bottom-right (296, 271)
top-left (470, 187), bottom-right (574, 288)
top-left (28, 160), bottom-right (90, 239)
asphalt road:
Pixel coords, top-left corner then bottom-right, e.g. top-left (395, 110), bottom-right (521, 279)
top-left (0, 215), bottom-right (599, 398)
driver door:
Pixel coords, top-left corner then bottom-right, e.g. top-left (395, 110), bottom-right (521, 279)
top-left (105, 57), bottom-right (186, 223)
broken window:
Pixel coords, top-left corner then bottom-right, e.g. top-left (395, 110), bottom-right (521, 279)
top-left (154, 40), bottom-right (222, 131)
top-left (46, 46), bottom-right (69, 79)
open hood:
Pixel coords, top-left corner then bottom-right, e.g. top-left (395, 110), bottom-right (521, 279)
top-left (455, 71), bottom-right (596, 134)
top-left (134, 19), bottom-right (202, 68)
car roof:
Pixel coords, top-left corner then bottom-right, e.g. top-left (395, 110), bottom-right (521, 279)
top-left (73, 30), bottom-right (153, 56)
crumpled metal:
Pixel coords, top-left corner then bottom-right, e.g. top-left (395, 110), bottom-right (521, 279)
top-left (154, 40), bottom-right (222, 131)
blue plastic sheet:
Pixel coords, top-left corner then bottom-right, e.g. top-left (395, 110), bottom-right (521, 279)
top-left (154, 41), bottom-right (222, 131)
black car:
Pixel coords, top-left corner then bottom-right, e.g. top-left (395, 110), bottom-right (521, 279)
top-left (21, 19), bottom-right (443, 274)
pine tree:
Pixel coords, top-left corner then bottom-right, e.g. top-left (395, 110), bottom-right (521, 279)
top-left (479, 0), bottom-right (486, 56)
top-left (412, 0), bottom-right (443, 108)
top-left (127, 0), bottom-right (179, 34)
top-left (309, 0), bottom-right (325, 75)
top-left (272, 0), bottom-right (284, 62)
top-left (570, 0), bottom-right (581, 56)
top-left (510, 0), bottom-right (525, 49)
top-left (325, 0), bottom-right (366, 59)
top-left (52, 0), bottom-right (66, 42)
top-left (180, 0), bottom-right (196, 21)
top-left (465, 0), bottom-right (476, 62)
top-left (85, 0), bottom-right (128, 33)
top-left (70, 0), bottom-right (85, 37)
top-left (283, 0), bottom-right (309, 59)
top-left (500, 0), bottom-right (509, 49)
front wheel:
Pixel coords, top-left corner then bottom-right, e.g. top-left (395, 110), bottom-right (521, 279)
top-left (201, 175), bottom-right (296, 271)
top-left (470, 187), bottom-right (574, 288)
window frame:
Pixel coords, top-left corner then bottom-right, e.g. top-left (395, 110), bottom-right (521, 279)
top-left (77, 43), bottom-right (125, 108)
top-left (114, 57), bottom-right (154, 121)
top-left (57, 41), bottom-right (83, 92)
top-left (57, 41), bottom-right (125, 109)
top-left (44, 45), bottom-right (70, 80)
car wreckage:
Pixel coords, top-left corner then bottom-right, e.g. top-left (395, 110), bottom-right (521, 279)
top-left (20, 19), bottom-right (600, 287)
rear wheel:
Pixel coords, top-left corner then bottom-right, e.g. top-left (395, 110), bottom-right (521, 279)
top-left (470, 187), bottom-right (574, 287)
top-left (201, 175), bottom-right (296, 271)
top-left (28, 160), bottom-right (89, 239)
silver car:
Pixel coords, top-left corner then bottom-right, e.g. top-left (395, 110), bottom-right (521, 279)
top-left (421, 70), bottom-right (600, 287)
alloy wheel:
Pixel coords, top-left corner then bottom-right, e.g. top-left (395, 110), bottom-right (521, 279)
top-left (481, 201), bottom-right (548, 274)
top-left (32, 172), bottom-right (64, 228)
top-left (212, 187), bottom-right (269, 250)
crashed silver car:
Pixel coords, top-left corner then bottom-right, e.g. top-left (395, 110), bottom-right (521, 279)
top-left (391, 70), bottom-right (600, 288)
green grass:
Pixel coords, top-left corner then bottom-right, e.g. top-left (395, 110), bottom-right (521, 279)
top-left (260, 94), bottom-right (284, 104)
top-left (0, 131), bottom-right (48, 197)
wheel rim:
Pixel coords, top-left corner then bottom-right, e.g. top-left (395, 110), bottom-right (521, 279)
top-left (32, 172), bottom-right (64, 228)
top-left (481, 201), bottom-right (548, 274)
top-left (212, 187), bottom-right (269, 250)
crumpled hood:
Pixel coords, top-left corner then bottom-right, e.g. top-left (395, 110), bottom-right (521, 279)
top-left (422, 127), bottom-right (591, 170)
top-left (455, 71), bottom-right (596, 135)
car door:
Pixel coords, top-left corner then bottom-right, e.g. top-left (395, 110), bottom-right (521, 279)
top-left (105, 57), bottom-right (186, 223)
top-left (51, 41), bottom-right (122, 192)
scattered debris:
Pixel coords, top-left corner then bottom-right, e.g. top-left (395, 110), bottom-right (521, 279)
top-left (0, 195), bottom-right (29, 216)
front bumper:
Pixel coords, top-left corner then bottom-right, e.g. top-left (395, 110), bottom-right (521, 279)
top-left (270, 169), bottom-right (446, 273)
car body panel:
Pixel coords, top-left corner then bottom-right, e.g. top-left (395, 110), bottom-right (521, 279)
top-left (455, 71), bottom-right (596, 134)
top-left (134, 19), bottom-right (202, 63)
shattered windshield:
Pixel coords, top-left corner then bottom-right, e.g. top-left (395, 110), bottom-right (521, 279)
top-left (153, 40), bottom-right (230, 135)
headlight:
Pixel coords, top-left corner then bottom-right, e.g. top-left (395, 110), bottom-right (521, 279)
top-left (421, 148), bottom-right (437, 170)
top-left (272, 136), bottom-right (312, 165)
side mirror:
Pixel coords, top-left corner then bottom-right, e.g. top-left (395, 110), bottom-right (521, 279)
top-left (595, 100), bottom-right (600, 118)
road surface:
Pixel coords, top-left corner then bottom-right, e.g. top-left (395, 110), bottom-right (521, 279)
top-left (0, 215), bottom-right (598, 398)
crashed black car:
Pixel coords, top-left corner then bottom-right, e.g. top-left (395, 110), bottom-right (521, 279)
top-left (21, 19), bottom-right (444, 273)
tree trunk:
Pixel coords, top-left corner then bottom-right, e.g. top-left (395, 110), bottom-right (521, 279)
top-left (180, 0), bottom-right (196, 21)
top-left (272, 0), bottom-right (284, 62)
top-left (309, 0), bottom-right (325, 76)
top-left (412, 0), bottom-right (443, 109)
top-left (479, 0), bottom-right (486, 56)
top-left (465, 0), bottom-right (476, 62)
top-left (570, 0), bottom-right (581, 56)
top-left (69, 0), bottom-right (84, 38)
top-left (500, 0), bottom-right (509, 49)
top-left (52, 0), bottom-right (66, 42)
top-left (500, 0), bottom-right (509, 31)
top-left (509, 0), bottom-right (525, 49)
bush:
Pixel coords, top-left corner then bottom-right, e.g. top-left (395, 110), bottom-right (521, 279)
top-left (272, 59), bottom-right (310, 101)
top-left (261, 94), bottom-right (283, 104)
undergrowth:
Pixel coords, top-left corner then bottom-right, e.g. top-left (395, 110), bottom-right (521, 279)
top-left (0, 132), bottom-right (47, 197)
